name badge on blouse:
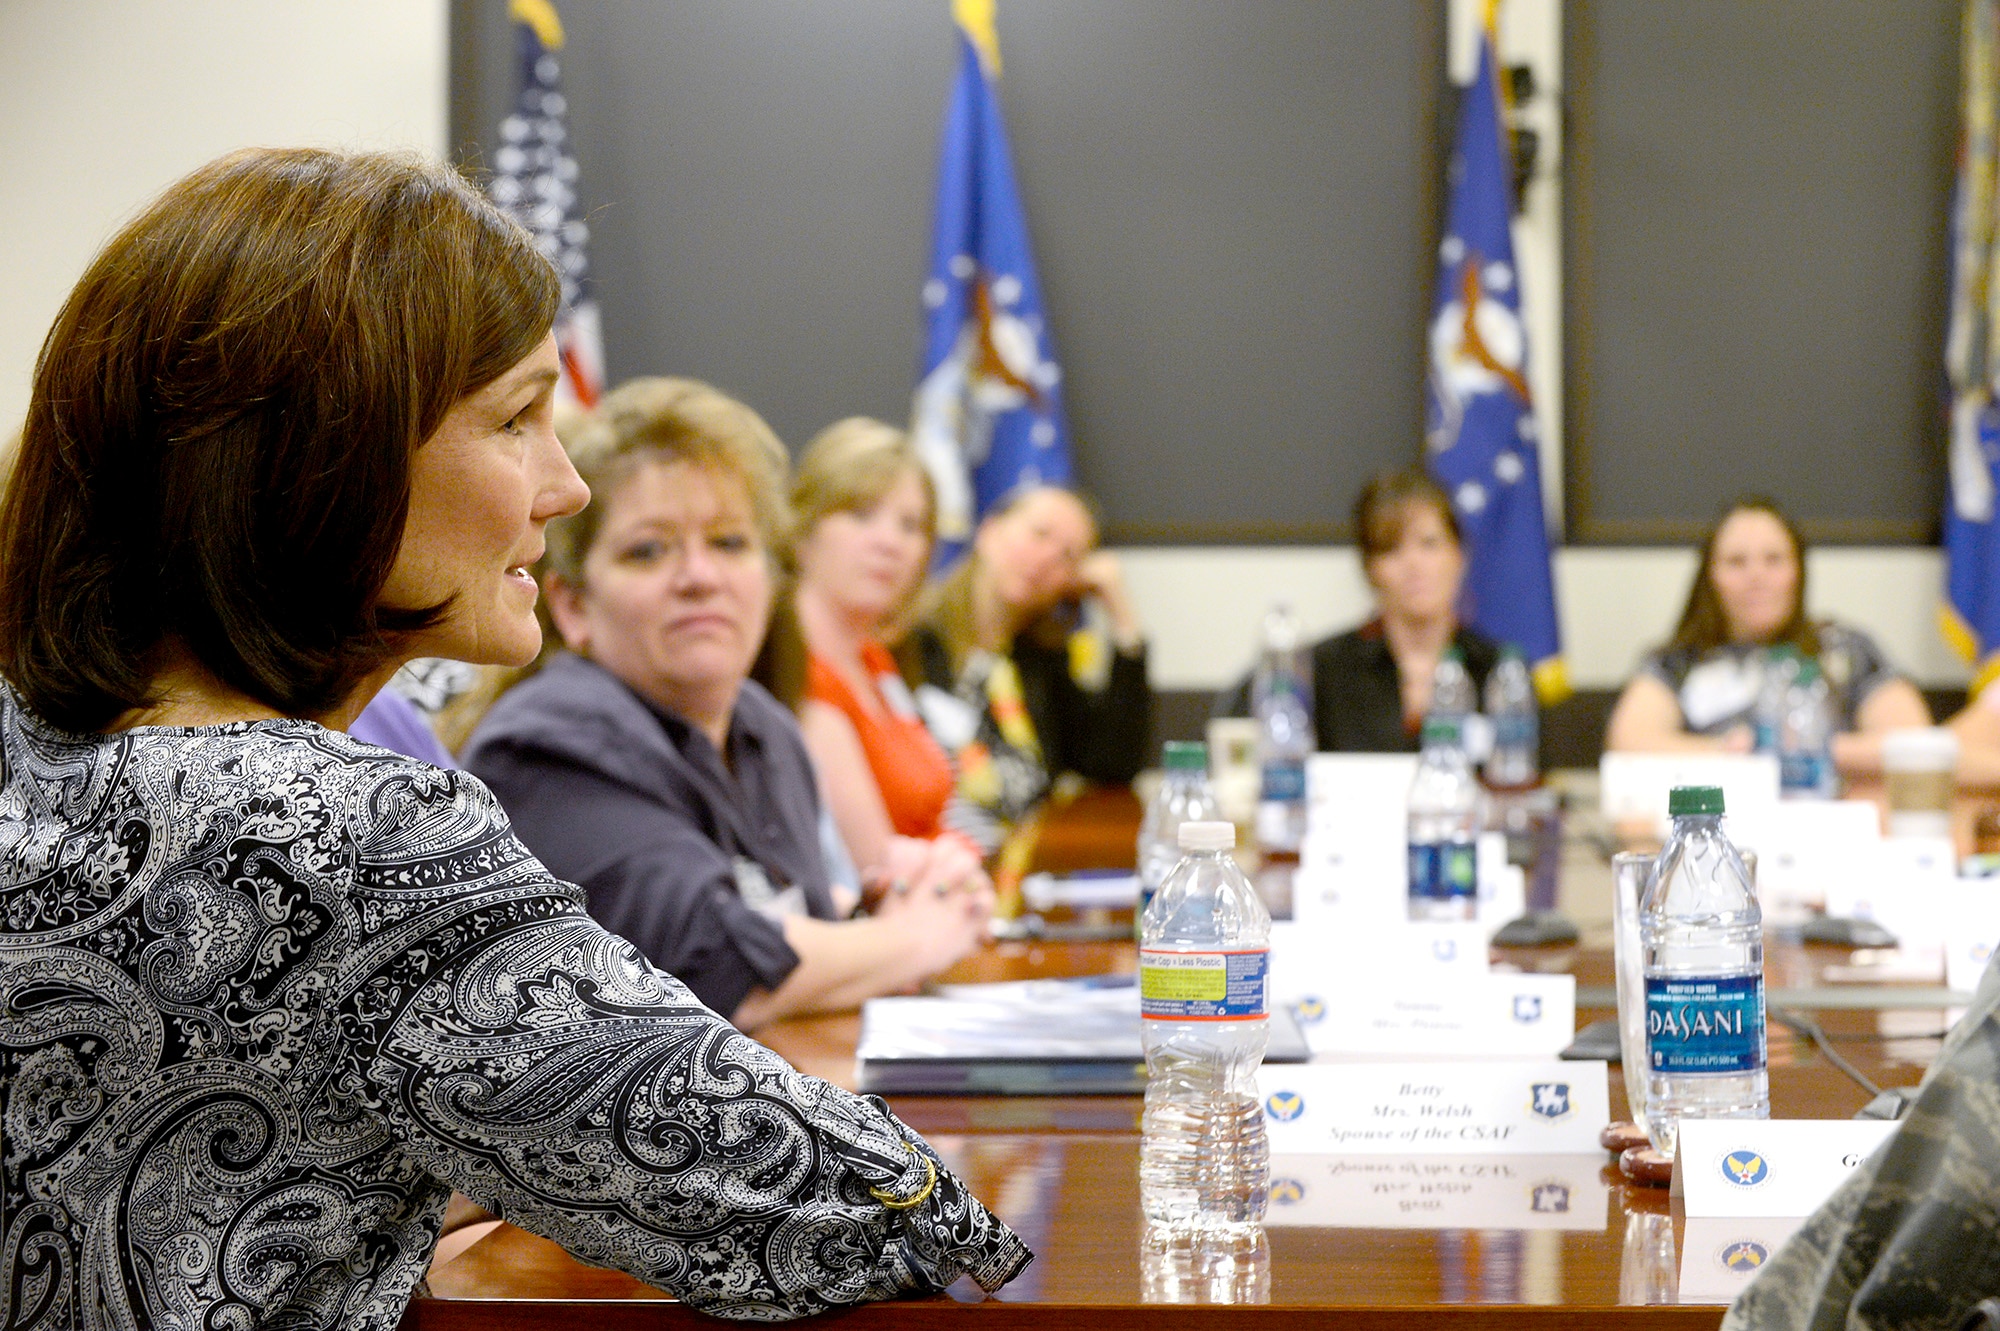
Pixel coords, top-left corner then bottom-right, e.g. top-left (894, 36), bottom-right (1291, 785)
top-left (914, 684), bottom-right (979, 752)
top-left (732, 857), bottom-right (807, 921)
top-left (878, 671), bottom-right (920, 721)
top-left (1680, 657), bottom-right (1759, 733)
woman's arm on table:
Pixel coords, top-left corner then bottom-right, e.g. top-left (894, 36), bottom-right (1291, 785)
top-left (354, 774), bottom-right (1030, 1319)
top-left (733, 871), bottom-right (993, 1030)
top-left (798, 698), bottom-right (900, 877)
top-left (1605, 672), bottom-right (1749, 754)
top-left (1830, 678), bottom-right (1933, 778)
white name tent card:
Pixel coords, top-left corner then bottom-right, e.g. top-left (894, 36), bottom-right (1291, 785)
top-left (1269, 920), bottom-right (1489, 999)
top-left (1282, 972), bottom-right (1575, 1058)
top-left (1819, 837), bottom-right (1957, 949)
top-left (1678, 1218), bottom-right (1805, 1305)
top-left (1726, 800), bottom-right (1881, 923)
top-left (1677, 1119), bottom-right (1897, 1218)
top-left (1599, 752), bottom-right (1779, 840)
top-left (1263, 1154), bottom-right (1609, 1230)
top-left (1254, 1060), bottom-right (1609, 1155)
top-left (1942, 881), bottom-right (2000, 993)
top-left (1294, 754), bottom-right (1524, 936)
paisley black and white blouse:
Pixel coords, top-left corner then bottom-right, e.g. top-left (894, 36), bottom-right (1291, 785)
top-left (0, 687), bottom-right (1029, 1328)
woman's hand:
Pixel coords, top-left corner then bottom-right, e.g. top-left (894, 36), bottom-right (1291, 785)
top-left (868, 836), bottom-right (994, 980)
top-left (1072, 551), bottom-right (1143, 651)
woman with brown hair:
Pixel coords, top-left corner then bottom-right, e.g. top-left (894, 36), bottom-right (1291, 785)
top-left (1220, 468), bottom-right (1511, 751)
top-left (461, 380), bottom-right (992, 1030)
top-left (0, 148), bottom-right (1026, 1329)
top-left (1605, 497), bottom-right (1930, 773)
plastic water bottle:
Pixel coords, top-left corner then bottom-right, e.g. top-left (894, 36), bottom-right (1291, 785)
top-left (1750, 646), bottom-right (1799, 754)
top-left (1777, 658), bottom-right (1836, 799)
top-left (1482, 646), bottom-right (1538, 791)
top-left (1430, 645), bottom-right (1488, 764)
top-left (1137, 741), bottom-right (1224, 932)
top-left (1407, 716), bottom-right (1484, 921)
top-left (1140, 821), bottom-right (1271, 1234)
top-left (1251, 604), bottom-right (1313, 857)
top-left (1640, 785), bottom-right (1768, 1156)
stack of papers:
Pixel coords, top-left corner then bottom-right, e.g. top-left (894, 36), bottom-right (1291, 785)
top-left (857, 975), bottom-right (1310, 1095)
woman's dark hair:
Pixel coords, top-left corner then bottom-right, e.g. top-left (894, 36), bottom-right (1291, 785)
top-left (1667, 496), bottom-right (1819, 657)
top-left (0, 147), bottom-right (559, 732)
top-left (1352, 469), bottom-right (1462, 563)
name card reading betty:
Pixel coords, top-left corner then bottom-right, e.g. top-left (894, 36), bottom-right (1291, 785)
top-left (1255, 1061), bottom-right (1610, 1155)
top-left (1283, 973), bottom-right (1575, 1057)
top-left (1677, 1119), bottom-right (1898, 1218)
top-left (1263, 1154), bottom-right (1609, 1230)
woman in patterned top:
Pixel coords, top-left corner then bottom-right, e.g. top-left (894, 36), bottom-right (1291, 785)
top-left (0, 148), bottom-right (1028, 1329)
top-left (1605, 497), bottom-right (1931, 781)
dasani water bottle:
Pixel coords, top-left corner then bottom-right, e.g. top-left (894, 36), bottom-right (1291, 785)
top-left (1407, 717), bottom-right (1483, 921)
top-left (1640, 785), bottom-right (1768, 1156)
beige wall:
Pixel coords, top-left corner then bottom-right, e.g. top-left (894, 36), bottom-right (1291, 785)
top-left (1120, 546), bottom-right (1966, 693)
top-left (0, 1), bottom-right (448, 439)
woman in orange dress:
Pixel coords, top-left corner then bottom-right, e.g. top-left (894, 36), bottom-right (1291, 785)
top-left (789, 419), bottom-right (977, 872)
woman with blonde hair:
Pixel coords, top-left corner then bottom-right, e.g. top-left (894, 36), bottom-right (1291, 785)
top-left (901, 485), bottom-right (1152, 850)
top-left (463, 378), bottom-right (993, 1031)
top-left (790, 417), bottom-right (985, 875)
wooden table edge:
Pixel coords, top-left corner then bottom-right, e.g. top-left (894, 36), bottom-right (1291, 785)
top-left (400, 1296), bottom-right (1727, 1329)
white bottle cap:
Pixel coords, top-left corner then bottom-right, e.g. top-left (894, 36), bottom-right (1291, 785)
top-left (1178, 820), bottom-right (1236, 852)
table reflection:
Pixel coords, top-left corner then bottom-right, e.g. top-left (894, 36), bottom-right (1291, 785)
top-left (1140, 1225), bottom-right (1271, 1304)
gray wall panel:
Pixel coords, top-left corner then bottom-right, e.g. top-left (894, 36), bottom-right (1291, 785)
top-left (1567, 1), bottom-right (1958, 544)
top-left (450, 1), bottom-right (1446, 544)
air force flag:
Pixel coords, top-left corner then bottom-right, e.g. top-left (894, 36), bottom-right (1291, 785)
top-left (1425, 27), bottom-right (1566, 702)
top-left (1944, 0), bottom-right (2000, 692)
top-left (912, 0), bottom-right (1070, 558)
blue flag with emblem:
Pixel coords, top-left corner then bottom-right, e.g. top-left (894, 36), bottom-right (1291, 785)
top-left (489, 0), bottom-right (604, 413)
top-left (912, 0), bottom-right (1070, 560)
top-left (1944, 0), bottom-right (2000, 693)
top-left (1424, 22), bottom-right (1566, 702)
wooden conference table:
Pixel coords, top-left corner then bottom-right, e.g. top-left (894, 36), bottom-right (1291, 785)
top-left (402, 794), bottom-right (1953, 1329)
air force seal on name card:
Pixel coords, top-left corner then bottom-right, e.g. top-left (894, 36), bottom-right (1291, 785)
top-left (1530, 1183), bottom-right (1571, 1214)
top-left (1265, 1091), bottom-right (1305, 1123)
top-left (1722, 1240), bottom-right (1770, 1271)
top-left (1528, 1082), bottom-right (1571, 1120)
top-left (1512, 993), bottom-right (1543, 1024)
top-left (1723, 1151), bottom-right (1770, 1188)
top-left (1293, 996), bottom-right (1327, 1026)
top-left (1269, 1178), bottom-right (1305, 1206)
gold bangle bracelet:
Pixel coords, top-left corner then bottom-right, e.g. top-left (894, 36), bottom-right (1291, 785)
top-left (869, 1152), bottom-right (938, 1211)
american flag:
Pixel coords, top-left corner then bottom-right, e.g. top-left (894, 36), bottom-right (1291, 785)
top-left (489, 0), bottom-right (603, 412)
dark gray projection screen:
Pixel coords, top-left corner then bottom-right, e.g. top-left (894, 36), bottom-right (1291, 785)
top-left (1565, 1), bottom-right (1958, 544)
top-left (450, 1), bottom-right (1444, 543)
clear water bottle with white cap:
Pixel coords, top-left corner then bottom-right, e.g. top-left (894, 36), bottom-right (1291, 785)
top-left (1139, 820), bottom-right (1271, 1234)
top-left (1641, 785), bottom-right (1768, 1156)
